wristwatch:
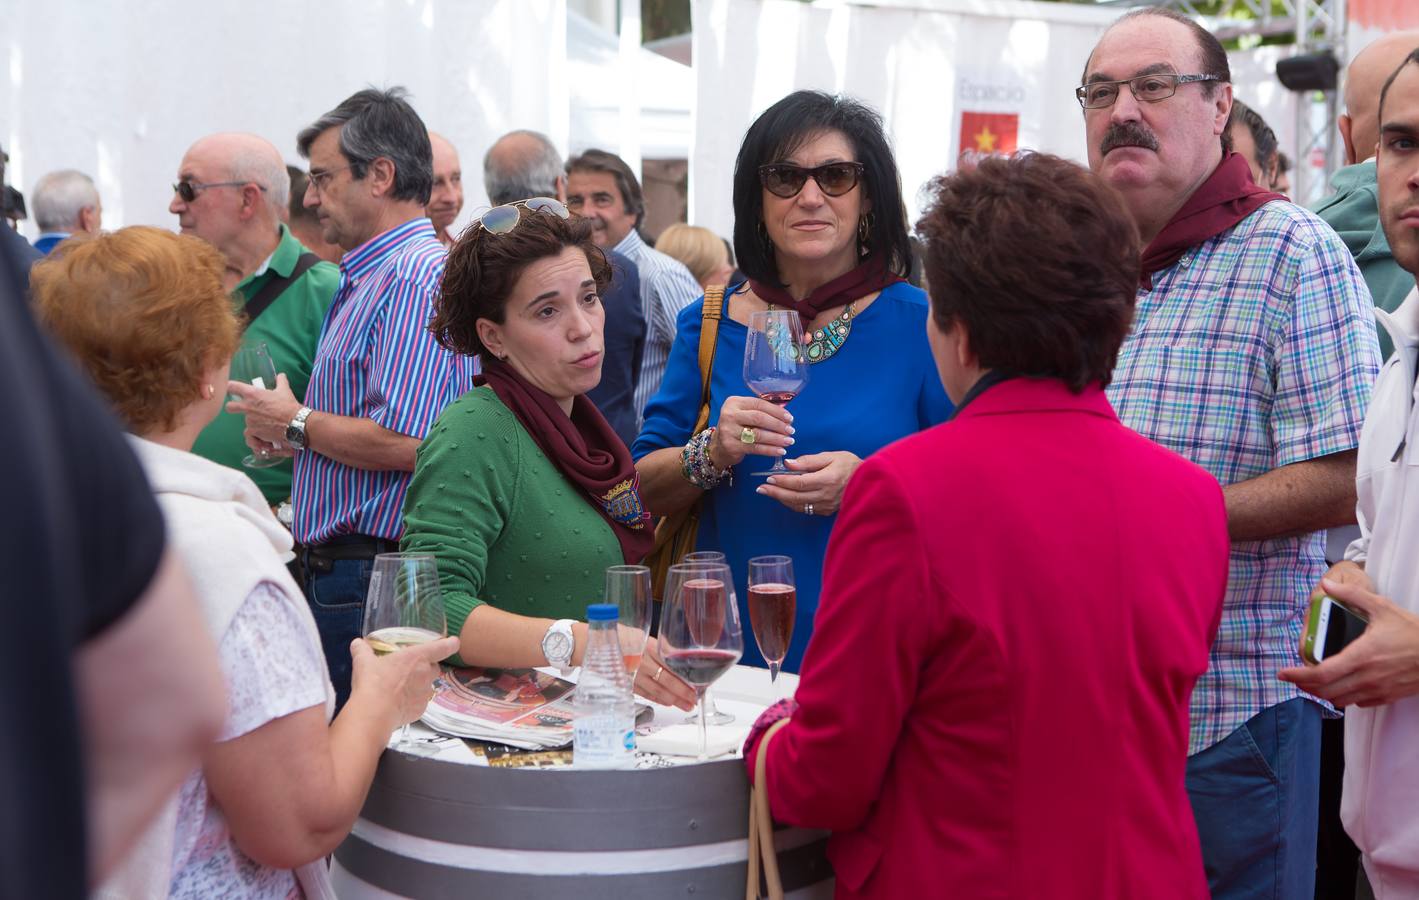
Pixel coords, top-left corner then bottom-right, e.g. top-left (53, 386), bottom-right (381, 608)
top-left (285, 406), bottom-right (314, 451)
top-left (540, 619), bottom-right (577, 674)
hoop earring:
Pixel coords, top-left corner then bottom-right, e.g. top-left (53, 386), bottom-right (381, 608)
top-left (857, 214), bottom-right (871, 245)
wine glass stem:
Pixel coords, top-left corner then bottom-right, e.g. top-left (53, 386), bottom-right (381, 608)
top-left (397, 723), bottom-right (412, 749)
top-left (697, 692), bottom-right (709, 760)
top-left (769, 662), bottom-right (779, 683)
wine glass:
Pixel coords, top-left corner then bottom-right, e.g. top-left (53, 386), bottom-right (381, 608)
top-left (606, 565), bottom-right (652, 681)
top-left (228, 342), bottom-right (282, 469)
top-left (747, 555), bottom-right (796, 683)
top-left (743, 309), bottom-right (809, 477)
top-left (363, 553), bottom-right (447, 752)
top-left (659, 562), bottom-right (743, 759)
top-left (678, 551), bottom-right (734, 725)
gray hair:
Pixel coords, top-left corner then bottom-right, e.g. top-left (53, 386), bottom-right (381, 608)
top-left (32, 170), bottom-right (99, 232)
top-left (227, 142), bottom-right (290, 217)
top-left (297, 86), bottom-right (433, 205)
top-left (484, 130), bottom-right (564, 206)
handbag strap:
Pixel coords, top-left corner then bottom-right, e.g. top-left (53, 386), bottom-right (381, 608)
top-left (244, 251), bottom-right (321, 328)
top-left (694, 285), bottom-right (726, 432)
top-left (746, 717), bottom-right (792, 900)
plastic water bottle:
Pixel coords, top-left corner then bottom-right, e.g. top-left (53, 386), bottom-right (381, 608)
top-left (573, 603), bottom-right (636, 769)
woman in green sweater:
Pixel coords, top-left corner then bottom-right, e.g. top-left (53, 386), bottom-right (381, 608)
top-left (402, 199), bottom-right (694, 710)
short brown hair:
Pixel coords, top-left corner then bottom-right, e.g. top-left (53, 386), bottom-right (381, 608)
top-left (432, 209), bottom-right (612, 358)
top-left (916, 153), bottom-right (1139, 392)
top-left (31, 226), bottom-right (241, 433)
top-left (565, 149), bottom-right (645, 230)
top-left (655, 223), bottom-right (729, 285)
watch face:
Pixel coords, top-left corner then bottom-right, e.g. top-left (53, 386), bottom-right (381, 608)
top-left (544, 631), bottom-right (572, 661)
top-left (285, 424), bottom-right (306, 450)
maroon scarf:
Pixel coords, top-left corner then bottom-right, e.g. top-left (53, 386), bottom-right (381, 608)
top-left (1140, 152), bottom-right (1285, 290)
top-left (477, 358), bottom-right (654, 564)
top-left (748, 254), bottom-right (904, 328)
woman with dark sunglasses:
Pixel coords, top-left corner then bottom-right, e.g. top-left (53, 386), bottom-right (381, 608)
top-left (400, 200), bottom-right (696, 710)
top-left (633, 91), bottom-right (952, 674)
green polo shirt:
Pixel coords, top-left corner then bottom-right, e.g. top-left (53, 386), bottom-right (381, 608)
top-left (192, 225), bottom-right (339, 504)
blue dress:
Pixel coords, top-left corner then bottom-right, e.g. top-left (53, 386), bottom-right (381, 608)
top-left (633, 280), bottom-right (953, 672)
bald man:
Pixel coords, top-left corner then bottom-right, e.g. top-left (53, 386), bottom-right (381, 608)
top-left (427, 132), bottom-right (464, 246)
top-left (172, 133), bottom-right (339, 508)
top-left (1314, 31), bottom-right (1419, 361)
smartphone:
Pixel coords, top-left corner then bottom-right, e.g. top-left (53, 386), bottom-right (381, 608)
top-left (1300, 593), bottom-right (1368, 665)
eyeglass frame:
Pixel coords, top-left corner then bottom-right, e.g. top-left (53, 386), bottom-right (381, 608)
top-left (757, 162), bottom-right (866, 199)
top-left (306, 164), bottom-right (358, 195)
top-left (171, 180), bottom-right (267, 203)
top-left (1074, 72), bottom-right (1222, 110)
top-left (470, 196), bottom-right (571, 236)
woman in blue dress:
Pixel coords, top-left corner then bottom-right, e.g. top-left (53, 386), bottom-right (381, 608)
top-left (633, 91), bottom-right (952, 673)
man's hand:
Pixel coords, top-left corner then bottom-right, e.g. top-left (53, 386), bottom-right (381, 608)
top-left (1278, 575), bottom-right (1419, 707)
top-left (227, 373), bottom-right (303, 446)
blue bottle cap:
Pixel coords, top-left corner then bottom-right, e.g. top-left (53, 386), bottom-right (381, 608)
top-left (587, 603), bottom-right (619, 622)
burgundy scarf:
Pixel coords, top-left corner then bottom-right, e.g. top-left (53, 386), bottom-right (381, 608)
top-left (477, 357), bottom-right (654, 564)
top-left (748, 254), bottom-right (904, 328)
top-left (1140, 152), bottom-right (1285, 290)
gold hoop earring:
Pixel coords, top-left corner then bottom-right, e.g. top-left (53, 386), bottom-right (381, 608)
top-left (857, 214), bottom-right (871, 244)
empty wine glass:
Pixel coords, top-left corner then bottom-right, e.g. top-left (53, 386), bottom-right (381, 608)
top-left (363, 553), bottom-right (447, 753)
top-left (228, 342), bottom-right (282, 469)
top-left (743, 309), bottom-right (808, 477)
top-left (678, 550), bottom-right (734, 725)
top-left (747, 555), bottom-right (796, 683)
top-left (659, 562), bottom-right (743, 759)
top-left (606, 565), bottom-right (652, 681)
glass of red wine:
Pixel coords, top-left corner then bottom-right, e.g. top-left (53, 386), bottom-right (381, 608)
top-left (747, 555), bottom-right (795, 683)
top-left (659, 562), bottom-right (744, 759)
top-left (743, 309), bottom-right (808, 477)
top-left (679, 551), bottom-right (734, 726)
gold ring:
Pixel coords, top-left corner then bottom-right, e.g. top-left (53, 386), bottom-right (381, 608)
top-left (739, 426), bottom-right (757, 444)
top-left (652, 664), bottom-right (664, 682)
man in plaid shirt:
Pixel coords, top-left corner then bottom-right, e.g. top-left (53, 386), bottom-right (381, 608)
top-left (1082, 9), bottom-right (1381, 899)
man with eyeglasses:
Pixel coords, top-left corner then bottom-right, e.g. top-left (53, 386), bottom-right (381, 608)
top-left (225, 88), bottom-right (475, 709)
top-left (174, 133), bottom-right (339, 518)
top-left (566, 149), bottom-right (701, 428)
top-left (1081, 9), bottom-right (1380, 898)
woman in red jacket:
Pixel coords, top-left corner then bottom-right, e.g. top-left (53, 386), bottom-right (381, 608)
top-left (744, 153), bottom-right (1230, 899)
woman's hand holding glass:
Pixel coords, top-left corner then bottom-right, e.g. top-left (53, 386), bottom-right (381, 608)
top-left (349, 631), bottom-right (461, 730)
top-left (631, 640), bottom-right (698, 710)
top-left (755, 449), bottom-right (863, 517)
top-left (709, 395), bottom-right (795, 469)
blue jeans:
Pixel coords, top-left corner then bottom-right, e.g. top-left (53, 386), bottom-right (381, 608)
top-left (1185, 698), bottom-right (1322, 899)
top-left (301, 554), bottom-right (374, 711)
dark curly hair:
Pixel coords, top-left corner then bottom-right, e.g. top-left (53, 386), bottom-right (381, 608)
top-left (915, 153), bottom-right (1139, 392)
top-left (431, 208), bottom-right (612, 359)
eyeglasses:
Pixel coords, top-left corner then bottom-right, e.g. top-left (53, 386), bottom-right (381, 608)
top-left (171, 180), bottom-right (266, 203)
top-left (307, 165), bottom-right (357, 195)
top-left (1075, 73), bottom-right (1221, 110)
top-left (473, 196), bottom-right (571, 234)
top-left (758, 162), bottom-right (865, 199)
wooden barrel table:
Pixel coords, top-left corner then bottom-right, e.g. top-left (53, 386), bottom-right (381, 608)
top-left (331, 667), bottom-right (834, 899)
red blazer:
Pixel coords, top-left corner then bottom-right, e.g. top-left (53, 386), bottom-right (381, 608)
top-left (759, 379), bottom-right (1228, 899)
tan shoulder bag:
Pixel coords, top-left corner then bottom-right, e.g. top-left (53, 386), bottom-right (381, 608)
top-left (745, 717), bottom-right (793, 900)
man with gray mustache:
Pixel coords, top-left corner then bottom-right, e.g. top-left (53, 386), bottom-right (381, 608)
top-left (1081, 8), bottom-right (1381, 899)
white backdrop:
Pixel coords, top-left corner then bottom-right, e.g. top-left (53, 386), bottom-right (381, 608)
top-left (1, 0), bottom-right (571, 238)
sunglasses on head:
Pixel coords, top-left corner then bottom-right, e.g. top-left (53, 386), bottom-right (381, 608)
top-left (758, 162), bottom-right (865, 199)
top-left (172, 180), bottom-right (265, 203)
top-left (473, 196), bottom-right (571, 234)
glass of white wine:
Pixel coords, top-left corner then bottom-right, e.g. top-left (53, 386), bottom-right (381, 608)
top-left (228, 342), bottom-right (282, 469)
top-left (363, 552), bottom-right (447, 752)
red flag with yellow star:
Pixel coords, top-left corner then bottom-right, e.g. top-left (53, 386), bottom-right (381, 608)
top-left (959, 111), bottom-right (1019, 161)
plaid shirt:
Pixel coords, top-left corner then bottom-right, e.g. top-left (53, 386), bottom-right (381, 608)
top-left (1108, 200), bottom-right (1380, 754)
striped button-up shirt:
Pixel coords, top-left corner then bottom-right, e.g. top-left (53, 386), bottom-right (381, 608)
top-left (615, 229), bottom-right (703, 427)
top-left (292, 218), bottom-right (474, 545)
top-left (1108, 200), bottom-right (1380, 755)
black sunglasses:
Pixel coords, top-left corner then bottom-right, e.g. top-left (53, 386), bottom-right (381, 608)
top-left (172, 180), bottom-right (265, 203)
top-left (758, 162), bottom-right (865, 199)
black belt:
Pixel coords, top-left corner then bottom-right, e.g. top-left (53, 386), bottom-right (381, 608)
top-left (304, 534), bottom-right (400, 562)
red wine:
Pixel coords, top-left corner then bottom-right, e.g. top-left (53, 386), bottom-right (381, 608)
top-left (756, 390), bottom-right (797, 406)
top-left (662, 648), bottom-right (741, 687)
top-left (748, 583), bottom-right (795, 664)
top-left (683, 578), bottom-right (727, 646)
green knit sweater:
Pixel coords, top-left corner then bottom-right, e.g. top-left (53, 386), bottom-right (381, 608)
top-left (401, 387), bottom-right (622, 648)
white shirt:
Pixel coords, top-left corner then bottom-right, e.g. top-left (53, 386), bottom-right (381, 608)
top-left (1342, 285), bottom-right (1419, 896)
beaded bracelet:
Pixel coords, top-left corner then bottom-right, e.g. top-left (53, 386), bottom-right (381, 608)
top-left (681, 427), bottom-right (732, 489)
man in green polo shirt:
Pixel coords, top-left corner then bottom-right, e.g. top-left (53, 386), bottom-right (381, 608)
top-left (172, 132), bottom-right (338, 506)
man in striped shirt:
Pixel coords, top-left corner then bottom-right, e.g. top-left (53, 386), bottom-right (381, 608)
top-left (229, 88), bottom-right (474, 707)
top-left (1083, 10), bottom-right (1381, 898)
top-left (566, 149), bottom-right (702, 429)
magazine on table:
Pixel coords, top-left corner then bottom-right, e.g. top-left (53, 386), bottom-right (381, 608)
top-left (422, 666), bottom-right (578, 750)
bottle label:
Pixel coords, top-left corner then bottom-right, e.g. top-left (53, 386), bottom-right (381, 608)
top-left (573, 714), bottom-right (636, 768)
